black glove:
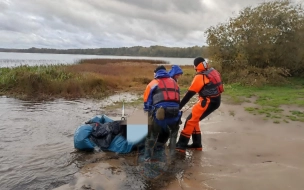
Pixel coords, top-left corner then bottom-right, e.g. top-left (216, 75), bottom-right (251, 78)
top-left (179, 90), bottom-right (196, 110)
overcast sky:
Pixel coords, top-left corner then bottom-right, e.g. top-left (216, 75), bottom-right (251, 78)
top-left (0, 0), bottom-right (302, 49)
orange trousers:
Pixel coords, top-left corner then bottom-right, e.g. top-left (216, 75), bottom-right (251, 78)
top-left (180, 96), bottom-right (221, 138)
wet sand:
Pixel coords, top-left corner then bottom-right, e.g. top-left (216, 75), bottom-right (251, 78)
top-left (165, 102), bottom-right (304, 190)
top-left (54, 101), bottom-right (304, 190)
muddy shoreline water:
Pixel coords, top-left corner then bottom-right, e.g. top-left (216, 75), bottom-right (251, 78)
top-left (54, 99), bottom-right (304, 190)
top-left (1, 93), bottom-right (304, 190)
top-left (0, 93), bottom-right (140, 190)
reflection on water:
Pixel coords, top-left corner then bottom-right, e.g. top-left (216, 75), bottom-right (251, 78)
top-left (53, 147), bottom-right (192, 190)
top-left (0, 94), bottom-right (195, 190)
top-left (0, 96), bottom-right (111, 190)
top-left (0, 52), bottom-right (194, 68)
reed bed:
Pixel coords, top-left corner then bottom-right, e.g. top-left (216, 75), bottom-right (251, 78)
top-left (0, 59), bottom-right (192, 100)
top-left (76, 58), bottom-right (169, 65)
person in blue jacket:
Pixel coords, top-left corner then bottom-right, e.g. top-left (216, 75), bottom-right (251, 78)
top-left (168, 65), bottom-right (183, 82)
top-left (143, 65), bottom-right (182, 160)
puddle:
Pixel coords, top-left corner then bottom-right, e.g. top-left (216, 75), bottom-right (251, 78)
top-left (101, 92), bottom-right (140, 107)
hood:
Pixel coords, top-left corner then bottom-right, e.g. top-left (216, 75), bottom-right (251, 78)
top-left (195, 62), bottom-right (207, 72)
top-left (168, 65), bottom-right (183, 78)
top-left (154, 69), bottom-right (170, 78)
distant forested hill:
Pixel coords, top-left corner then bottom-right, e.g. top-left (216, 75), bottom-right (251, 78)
top-left (0, 45), bottom-right (209, 58)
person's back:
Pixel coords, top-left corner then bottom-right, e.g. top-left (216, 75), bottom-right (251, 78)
top-left (144, 65), bottom-right (180, 116)
top-left (143, 65), bottom-right (182, 160)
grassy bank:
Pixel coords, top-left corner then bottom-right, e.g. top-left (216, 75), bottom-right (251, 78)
top-left (0, 59), bottom-right (170, 100)
top-left (224, 79), bottom-right (304, 123)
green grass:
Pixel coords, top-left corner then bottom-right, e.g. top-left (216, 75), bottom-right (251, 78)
top-left (224, 78), bottom-right (304, 107)
top-left (286, 110), bottom-right (304, 122)
top-left (1, 63), bottom-right (304, 124)
top-left (225, 78), bottom-right (304, 122)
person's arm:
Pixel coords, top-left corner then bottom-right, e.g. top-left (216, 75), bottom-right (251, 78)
top-left (143, 80), bottom-right (158, 111)
top-left (179, 75), bottom-right (205, 110)
top-left (179, 91), bottom-right (195, 110)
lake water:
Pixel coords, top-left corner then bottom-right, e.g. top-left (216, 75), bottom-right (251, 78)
top-left (0, 52), bottom-right (194, 68)
top-left (0, 92), bottom-right (193, 190)
top-left (0, 96), bottom-right (102, 190)
top-left (0, 52), bottom-right (196, 189)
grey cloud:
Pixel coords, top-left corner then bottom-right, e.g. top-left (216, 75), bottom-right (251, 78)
top-left (84, 0), bottom-right (206, 39)
top-left (13, 1), bottom-right (99, 31)
top-left (114, 0), bottom-right (203, 13)
top-left (0, 12), bottom-right (42, 33)
top-left (0, 0), bottom-right (302, 48)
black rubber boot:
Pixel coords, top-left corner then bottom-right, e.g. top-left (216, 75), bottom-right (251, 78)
top-left (187, 133), bottom-right (202, 151)
top-left (175, 135), bottom-right (190, 153)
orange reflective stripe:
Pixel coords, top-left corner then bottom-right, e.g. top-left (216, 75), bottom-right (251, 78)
top-left (143, 79), bottom-right (158, 102)
top-left (181, 132), bottom-right (191, 138)
top-left (192, 130), bottom-right (201, 134)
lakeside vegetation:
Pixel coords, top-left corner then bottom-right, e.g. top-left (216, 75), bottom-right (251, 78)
top-left (0, 59), bottom-right (168, 100)
top-left (0, 45), bottom-right (208, 58)
top-left (225, 80), bottom-right (304, 123)
top-left (0, 0), bottom-right (303, 123)
top-left (204, 0), bottom-right (304, 123)
top-left (1, 58), bottom-right (303, 123)
top-left (206, 0), bottom-right (304, 78)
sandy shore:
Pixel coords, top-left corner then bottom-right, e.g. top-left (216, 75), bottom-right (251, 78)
top-left (165, 102), bottom-right (304, 190)
top-left (54, 101), bottom-right (304, 190)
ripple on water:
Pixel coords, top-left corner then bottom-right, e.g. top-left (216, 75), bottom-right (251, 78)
top-left (0, 97), bottom-right (102, 190)
top-left (1, 93), bottom-right (197, 190)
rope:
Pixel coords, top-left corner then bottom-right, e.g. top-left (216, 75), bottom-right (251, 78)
top-left (181, 100), bottom-right (197, 113)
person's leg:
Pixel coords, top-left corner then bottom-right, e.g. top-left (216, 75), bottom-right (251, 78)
top-left (144, 113), bottom-right (158, 160)
top-left (186, 114), bottom-right (202, 150)
top-left (188, 96), bottom-right (222, 150)
top-left (157, 126), bottom-right (170, 144)
top-left (145, 112), bottom-right (170, 160)
top-left (187, 131), bottom-right (202, 150)
top-left (168, 120), bottom-right (180, 158)
top-left (176, 99), bottom-right (209, 152)
top-left (199, 96), bottom-right (221, 121)
top-left (155, 123), bottom-right (169, 159)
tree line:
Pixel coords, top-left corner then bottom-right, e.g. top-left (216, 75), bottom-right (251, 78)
top-left (0, 45), bottom-right (209, 58)
top-left (206, 0), bottom-right (304, 79)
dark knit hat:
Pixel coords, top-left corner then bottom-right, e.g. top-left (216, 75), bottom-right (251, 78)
top-left (154, 65), bottom-right (166, 73)
top-left (193, 57), bottom-right (205, 67)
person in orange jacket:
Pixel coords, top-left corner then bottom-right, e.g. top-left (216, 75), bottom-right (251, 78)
top-left (176, 57), bottom-right (224, 152)
top-left (143, 65), bottom-right (182, 160)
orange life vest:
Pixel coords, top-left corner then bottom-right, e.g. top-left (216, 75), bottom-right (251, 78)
top-left (197, 68), bottom-right (224, 97)
top-left (152, 78), bottom-right (180, 105)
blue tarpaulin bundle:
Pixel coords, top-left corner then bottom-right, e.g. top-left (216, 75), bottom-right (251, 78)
top-left (74, 124), bottom-right (96, 150)
top-left (74, 115), bottom-right (139, 153)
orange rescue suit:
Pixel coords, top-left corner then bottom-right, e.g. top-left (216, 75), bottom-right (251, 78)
top-left (179, 67), bottom-right (223, 138)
